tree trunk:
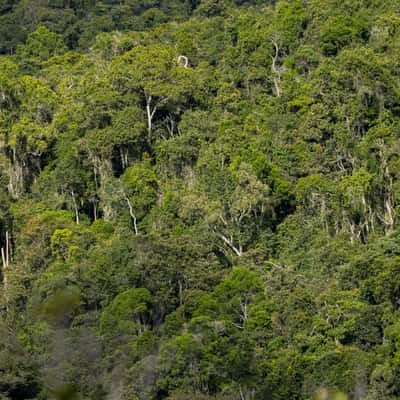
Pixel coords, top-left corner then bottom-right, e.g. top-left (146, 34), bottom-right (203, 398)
top-left (71, 190), bottom-right (79, 225)
top-left (1, 231), bottom-right (10, 312)
top-left (213, 228), bottom-right (242, 256)
top-left (125, 196), bottom-right (138, 235)
top-left (271, 40), bottom-right (281, 97)
top-left (146, 94), bottom-right (153, 138)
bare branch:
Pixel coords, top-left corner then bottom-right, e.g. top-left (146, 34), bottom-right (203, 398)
top-left (213, 228), bottom-right (242, 256)
top-left (177, 55), bottom-right (189, 68)
top-left (125, 196), bottom-right (138, 235)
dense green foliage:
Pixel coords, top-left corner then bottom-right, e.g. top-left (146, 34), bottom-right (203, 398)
top-left (1, 0), bottom-right (400, 399)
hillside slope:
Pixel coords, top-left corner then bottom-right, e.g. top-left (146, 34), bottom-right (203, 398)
top-left (1, 1), bottom-right (400, 399)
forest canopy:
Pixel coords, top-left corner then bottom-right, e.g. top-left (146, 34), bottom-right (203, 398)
top-left (1, 0), bottom-right (400, 399)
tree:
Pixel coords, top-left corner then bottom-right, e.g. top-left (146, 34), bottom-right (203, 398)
top-left (16, 25), bottom-right (67, 72)
top-left (111, 44), bottom-right (194, 140)
top-left (100, 287), bottom-right (152, 338)
top-left (120, 158), bottom-right (158, 233)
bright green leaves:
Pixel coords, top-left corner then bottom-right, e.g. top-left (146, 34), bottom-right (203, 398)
top-left (0, 58), bottom-right (20, 111)
top-left (192, 267), bottom-right (264, 322)
top-left (303, 347), bottom-right (371, 399)
top-left (114, 44), bottom-right (177, 96)
top-left (109, 106), bottom-right (147, 155)
top-left (320, 16), bottom-right (368, 55)
top-left (213, 267), bottom-right (264, 321)
top-left (339, 169), bottom-right (373, 211)
top-left (274, 0), bottom-right (307, 49)
top-left (362, 256), bottom-right (400, 309)
top-left (121, 158), bottom-right (158, 220)
top-left (20, 75), bottom-right (57, 123)
top-left (0, 68), bottom-right (57, 198)
top-left (313, 287), bottom-right (369, 345)
top-left (159, 268), bottom-right (265, 395)
top-left (100, 287), bottom-right (152, 338)
top-left (9, 116), bottom-right (50, 158)
top-left (3, 2), bottom-right (400, 399)
top-left (295, 174), bottom-right (331, 205)
top-left (112, 43), bottom-right (194, 138)
top-left (338, 168), bottom-right (374, 234)
top-left (16, 25), bottom-right (67, 73)
top-left (50, 228), bottom-right (74, 261)
top-left (158, 333), bottom-right (204, 393)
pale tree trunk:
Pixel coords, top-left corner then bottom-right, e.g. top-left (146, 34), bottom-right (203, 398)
top-left (239, 385), bottom-right (256, 400)
top-left (146, 94), bottom-right (153, 137)
top-left (320, 197), bottom-right (329, 237)
top-left (165, 114), bottom-right (176, 138)
top-left (378, 175), bottom-right (395, 235)
top-left (1, 231), bottom-right (10, 312)
top-left (271, 39), bottom-right (282, 97)
top-left (90, 197), bottom-right (99, 221)
top-left (213, 228), bottom-right (242, 256)
top-left (71, 190), bottom-right (79, 225)
top-left (125, 196), bottom-right (138, 235)
top-left (90, 155), bottom-right (116, 222)
top-left (240, 298), bottom-right (248, 322)
top-left (349, 219), bottom-right (356, 245)
top-left (8, 150), bottom-right (24, 199)
top-left (145, 94), bottom-right (158, 138)
top-left (120, 148), bottom-right (129, 170)
top-left (145, 93), bottom-right (169, 139)
top-left (178, 279), bottom-right (183, 306)
top-left (378, 140), bottom-right (395, 235)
